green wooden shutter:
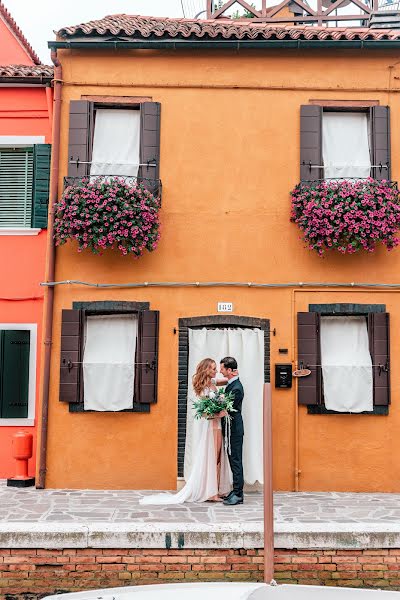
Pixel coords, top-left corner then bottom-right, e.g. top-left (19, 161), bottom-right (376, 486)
top-left (0, 149), bottom-right (33, 227)
top-left (0, 330), bottom-right (30, 419)
top-left (32, 144), bottom-right (51, 228)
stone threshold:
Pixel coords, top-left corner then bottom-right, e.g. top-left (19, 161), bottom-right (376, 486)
top-left (1, 522), bottom-right (400, 550)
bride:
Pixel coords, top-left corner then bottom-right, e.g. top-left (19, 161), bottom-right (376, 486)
top-left (140, 358), bottom-right (232, 505)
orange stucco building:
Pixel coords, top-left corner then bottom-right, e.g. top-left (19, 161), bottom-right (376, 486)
top-left (0, 3), bottom-right (52, 479)
top-left (40, 10), bottom-right (400, 492)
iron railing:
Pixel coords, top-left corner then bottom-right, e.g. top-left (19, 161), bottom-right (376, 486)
top-left (207, 0), bottom-right (382, 27)
top-left (297, 177), bottom-right (398, 189)
top-left (63, 175), bottom-right (162, 199)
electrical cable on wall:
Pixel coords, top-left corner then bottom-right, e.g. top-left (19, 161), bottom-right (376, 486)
top-left (41, 280), bottom-right (400, 290)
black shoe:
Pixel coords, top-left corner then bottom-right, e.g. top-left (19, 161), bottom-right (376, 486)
top-left (223, 493), bottom-right (244, 506)
top-left (221, 491), bottom-right (235, 500)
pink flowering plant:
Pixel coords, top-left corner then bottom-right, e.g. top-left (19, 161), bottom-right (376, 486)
top-left (54, 178), bottom-right (161, 257)
top-left (290, 178), bottom-right (400, 256)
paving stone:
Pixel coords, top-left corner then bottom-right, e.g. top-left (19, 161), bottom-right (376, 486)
top-left (2, 481), bottom-right (400, 528)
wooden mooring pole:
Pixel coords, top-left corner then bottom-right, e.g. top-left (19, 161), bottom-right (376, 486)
top-left (263, 383), bottom-right (274, 583)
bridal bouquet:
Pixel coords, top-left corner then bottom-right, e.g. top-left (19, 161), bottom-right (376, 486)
top-left (193, 389), bottom-right (236, 420)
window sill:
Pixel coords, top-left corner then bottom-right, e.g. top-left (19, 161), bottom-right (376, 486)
top-left (69, 403), bottom-right (150, 413)
top-left (0, 418), bottom-right (34, 426)
top-left (307, 405), bottom-right (388, 416)
top-left (0, 228), bottom-right (41, 236)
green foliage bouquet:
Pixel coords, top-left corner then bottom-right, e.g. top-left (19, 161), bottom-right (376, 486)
top-left (193, 388), bottom-right (236, 420)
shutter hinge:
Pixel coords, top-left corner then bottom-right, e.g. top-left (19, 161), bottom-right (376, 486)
top-left (144, 359), bottom-right (156, 373)
top-left (378, 361), bottom-right (390, 376)
top-left (61, 358), bottom-right (74, 372)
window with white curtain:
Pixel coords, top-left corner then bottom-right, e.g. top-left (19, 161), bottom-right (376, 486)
top-left (90, 109), bottom-right (141, 177)
top-left (322, 112), bottom-right (371, 179)
top-left (320, 316), bottom-right (373, 413)
top-left (83, 314), bottom-right (138, 412)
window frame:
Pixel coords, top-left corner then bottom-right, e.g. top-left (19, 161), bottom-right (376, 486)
top-left (0, 137), bottom-right (49, 232)
top-left (80, 98), bottom-right (150, 175)
top-left (298, 304), bottom-right (389, 415)
top-left (300, 103), bottom-right (390, 182)
top-left (89, 103), bottom-right (142, 168)
top-left (0, 146), bottom-right (34, 229)
top-left (68, 301), bottom-right (151, 414)
top-left (322, 106), bottom-right (372, 179)
top-left (0, 323), bottom-right (37, 426)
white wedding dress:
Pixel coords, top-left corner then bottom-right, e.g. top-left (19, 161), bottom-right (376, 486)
top-left (140, 388), bottom-right (232, 505)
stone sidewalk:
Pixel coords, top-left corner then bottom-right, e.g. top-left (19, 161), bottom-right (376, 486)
top-left (2, 481), bottom-right (400, 550)
top-left (2, 481), bottom-right (400, 525)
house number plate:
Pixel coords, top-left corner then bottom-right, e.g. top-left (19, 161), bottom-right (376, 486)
top-left (218, 302), bottom-right (233, 313)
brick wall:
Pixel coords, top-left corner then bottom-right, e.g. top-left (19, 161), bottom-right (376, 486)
top-left (1, 548), bottom-right (400, 599)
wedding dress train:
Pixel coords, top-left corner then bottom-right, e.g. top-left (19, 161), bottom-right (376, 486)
top-left (140, 415), bottom-right (232, 505)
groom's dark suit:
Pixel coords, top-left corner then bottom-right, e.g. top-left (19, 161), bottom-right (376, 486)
top-left (223, 377), bottom-right (244, 498)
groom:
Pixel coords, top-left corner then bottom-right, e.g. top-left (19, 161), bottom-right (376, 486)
top-left (220, 356), bottom-right (244, 506)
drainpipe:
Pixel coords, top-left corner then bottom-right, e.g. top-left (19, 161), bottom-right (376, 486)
top-left (37, 49), bottom-right (62, 489)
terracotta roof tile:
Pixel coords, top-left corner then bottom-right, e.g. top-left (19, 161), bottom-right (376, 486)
top-left (0, 64), bottom-right (53, 79)
top-left (57, 14), bottom-right (400, 42)
top-left (0, 1), bottom-right (40, 64)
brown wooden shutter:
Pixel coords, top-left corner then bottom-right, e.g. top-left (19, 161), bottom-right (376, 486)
top-left (300, 105), bottom-right (323, 181)
top-left (368, 312), bottom-right (390, 406)
top-left (297, 312), bottom-right (321, 405)
top-left (59, 309), bottom-right (84, 403)
top-left (370, 106), bottom-right (390, 181)
top-left (67, 101), bottom-right (93, 177)
top-left (136, 310), bottom-right (159, 404)
top-left (139, 102), bottom-right (161, 194)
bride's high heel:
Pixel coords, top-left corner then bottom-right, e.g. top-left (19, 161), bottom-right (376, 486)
top-left (207, 495), bottom-right (223, 502)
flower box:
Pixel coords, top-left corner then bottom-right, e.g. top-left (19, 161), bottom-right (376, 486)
top-left (54, 177), bottom-right (161, 258)
top-left (290, 178), bottom-right (400, 256)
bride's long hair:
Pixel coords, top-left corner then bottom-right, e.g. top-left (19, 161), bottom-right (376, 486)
top-left (192, 358), bottom-right (215, 396)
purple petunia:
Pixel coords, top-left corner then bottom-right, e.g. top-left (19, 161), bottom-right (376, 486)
top-left (290, 178), bottom-right (400, 257)
top-left (53, 177), bottom-right (161, 258)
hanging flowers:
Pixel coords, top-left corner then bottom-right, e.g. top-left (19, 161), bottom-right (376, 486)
top-left (290, 178), bottom-right (400, 257)
top-left (54, 178), bottom-right (161, 257)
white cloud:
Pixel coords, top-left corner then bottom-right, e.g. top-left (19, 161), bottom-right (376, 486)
top-left (1, 0), bottom-right (187, 63)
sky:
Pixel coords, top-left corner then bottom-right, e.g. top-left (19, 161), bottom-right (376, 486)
top-left (1, 0), bottom-right (208, 63)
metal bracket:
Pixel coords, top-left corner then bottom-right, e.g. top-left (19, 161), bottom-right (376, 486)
top-left (145, 359), bottom-right (156, 373)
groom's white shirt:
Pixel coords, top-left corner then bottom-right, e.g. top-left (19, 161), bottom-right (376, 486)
top-left (227, 376), bottom-right (239, 385)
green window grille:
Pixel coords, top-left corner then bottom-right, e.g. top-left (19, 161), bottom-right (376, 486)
top-left (0, 330), bottom-right (30, 419)
top-left (0, 148), bottom-right (33, 228)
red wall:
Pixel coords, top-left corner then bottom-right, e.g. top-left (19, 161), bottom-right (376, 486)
top-left (0, 85), bottom-right (51, 478)
top-left (0, 87), bottom-right (52, 137)
top-left (0, 17), bottom-right (34, 65)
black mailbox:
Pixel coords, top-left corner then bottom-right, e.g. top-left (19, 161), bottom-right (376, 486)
top-left (275, 364), bottom-right (292, 389)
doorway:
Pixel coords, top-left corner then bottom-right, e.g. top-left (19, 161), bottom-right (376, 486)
top-left (177, 316), bottom-right (270, 483)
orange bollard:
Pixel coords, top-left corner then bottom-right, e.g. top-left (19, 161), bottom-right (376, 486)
top-left (7, 431), bottom-right (35, 487)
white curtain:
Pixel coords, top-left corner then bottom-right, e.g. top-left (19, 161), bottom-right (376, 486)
top-left (323, 112), bottom-right (371, 179)
top-left (83, 314), bottom-right (138, 411)
top-left (186, 327), bottom-right (264, 485)
top-left (90, 109), bottom-right (141, 177)
top-left (320, 316), bottom-right (373, 413)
